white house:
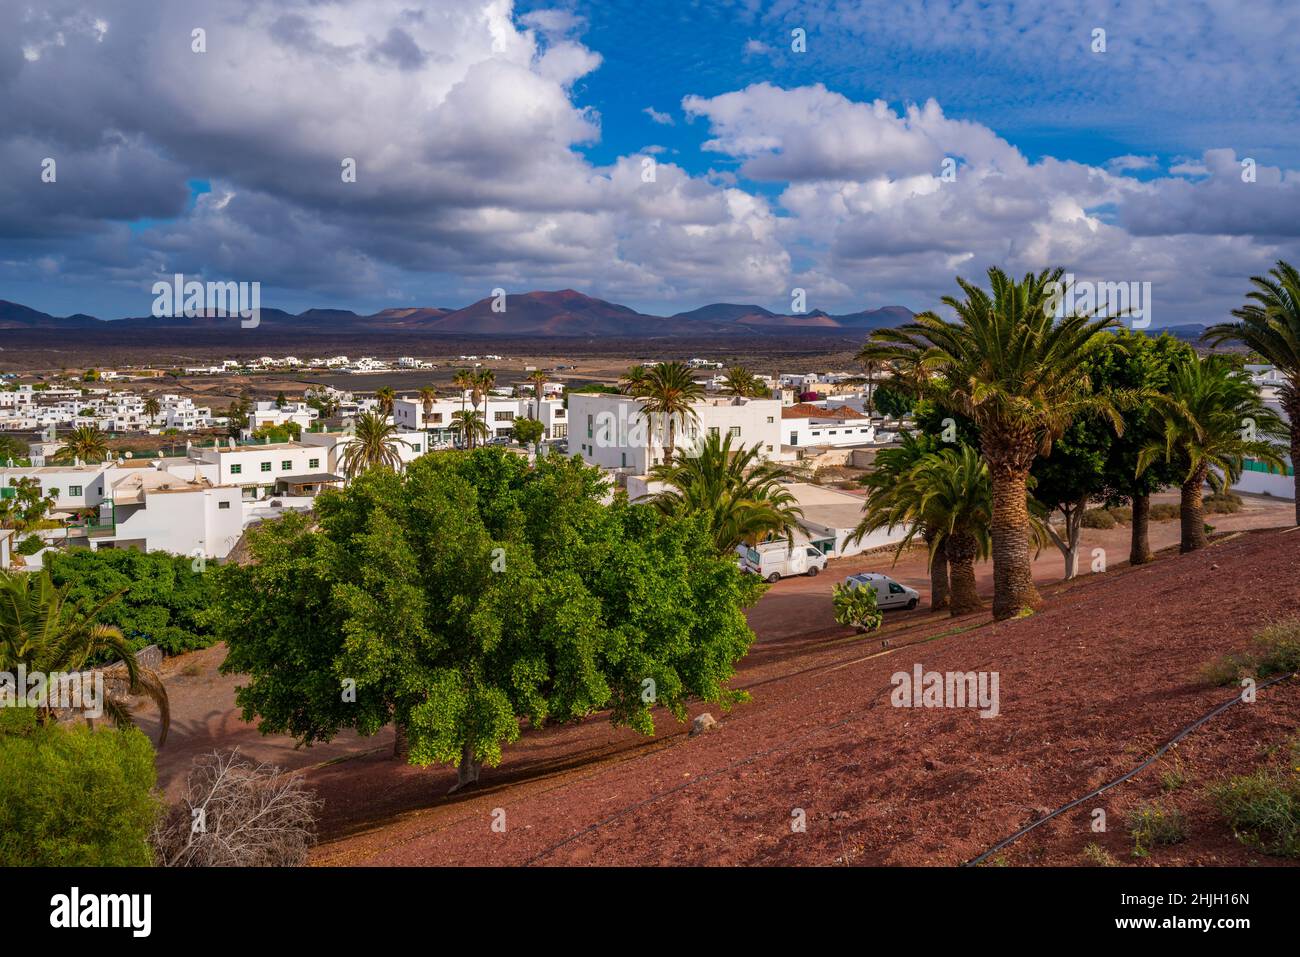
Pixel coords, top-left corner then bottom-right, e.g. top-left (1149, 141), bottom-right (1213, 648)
top-left (781, 403), bottom-right (877, 449)
top-left (568, 393), bottom-right (783, 473)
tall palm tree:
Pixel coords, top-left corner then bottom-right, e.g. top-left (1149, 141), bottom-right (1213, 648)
top-left (1204, 260), bottom-right (1300, 523)
top-left (418, 387), bottom-right (438, 429)
top-left (851, 432), bottom-right (949, 610)
top-left (339, 411), bottom-right (409, 478)
top-left (638, 362), bottom-right (704, 465)
top-left (450, 408), bottom-right (490, 450)
top-left (143, 396), bottom-right (162, 426)
top-left (855, 354), bottom-right (881, 415)
top-left (721, 365), bottom-right (761, 398)
top-left (453, 369), bottom-right (474, 447)
top-left (648, 431), bottom-right (803, 553)
top-left (1137, 355), bottom-right (1287, 552)
top-left (860, 267), bottom-right (1124, 620)
top-left (375, 387), bottom-right (397, 419)
top-left (57, 424), bottom-right (110, 463)
top-left (526, 369), bottom-right (548, 417)
top-left (471, 369), bottom-right (496, 434)
top-left (620, 364), bottom-right (650, 396)
top-left (0, 570), bottom-right (170, 743)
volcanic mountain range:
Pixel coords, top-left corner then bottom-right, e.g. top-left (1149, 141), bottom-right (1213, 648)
top-left (0, 289), bottom-right (915, 338)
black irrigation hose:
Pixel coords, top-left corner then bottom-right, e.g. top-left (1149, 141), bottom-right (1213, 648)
top-left (962, 670), bottom-right (1299, 867)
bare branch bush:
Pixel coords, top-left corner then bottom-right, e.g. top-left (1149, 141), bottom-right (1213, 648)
top-left (152, 749), bottom-right (320, 866)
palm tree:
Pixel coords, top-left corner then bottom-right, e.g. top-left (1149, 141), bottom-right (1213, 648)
top-left (620, 364), bottom-right (650, 396)
top-left (375, 387), bottom-right (397, 419)
top-left (638, 362), bottom-right (704, 465)
top-left (451, 409), bottom-right (490, 450)
top-left (908, 447), bottom-right (994, 616)
top-left (471, 369), bottom-right (496, 434)
top-left (339, 411), bottom-right (409, 478)
top-left (1204, 260), bottom-right (1300, 523)
top-left (851, 432), bottom-right (949, 610)
top-left (860, 267), bottom-right (1124, 620)
top-left (721, 365), bottom-right (761, 398)
top-left (56, 424), bottom-right (110, 463)
top-left (855, 354), bottom-right (881, 415)
top-left (526, 370), bottom-right (548, 417)
top-left (648, 431), bottom-right (803, 553)
top-left (453, 369), bottom-right (473, 447)
top-left (143, 396), bottom-right (162, 426)
top-left (1137, 355), bottom-right (1287, 552)
top-left (0, 570), bottom-right (170, 743)
top-left (418, 387), bottom-right (438, 429)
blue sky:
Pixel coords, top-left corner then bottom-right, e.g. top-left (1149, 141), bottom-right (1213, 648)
top-left (1, 0), bottom-right (1298, 324)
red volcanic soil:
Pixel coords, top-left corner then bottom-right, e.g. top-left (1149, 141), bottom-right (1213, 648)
top-left (302, 524), bottom-right (1300, 867)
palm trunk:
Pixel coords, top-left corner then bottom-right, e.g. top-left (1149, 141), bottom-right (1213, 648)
top-left (989, 465), bottom-right (1041, 620)
top-left (1129, 492), bottom-right (1153, 565)
top-left (925, 528), bottom-right (950, 611)
top-left (1288, 408), bottom-right (1300, 526)
top-left (1180, 467), bottom-right (1209, 552)
top-left (945, 532), bottom-right (982, 616)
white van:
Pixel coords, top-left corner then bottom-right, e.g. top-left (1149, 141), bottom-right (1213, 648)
top-left (738, 542), bottom-right (829, 583)
top-left (844, 572), bottom-right (920, 610)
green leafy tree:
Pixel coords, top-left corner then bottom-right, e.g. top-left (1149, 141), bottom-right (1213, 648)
top-left (833, 581), bottom-right (882, 632)
top-left (1204, 260), bottom-right (1300, 523)
top-left (274, 391), bottom-right (288, 409)
top-left (252, 422), bottom-right (301, 443)
top-left (861, 267), bottom-right (1125, 619)
top-left (212, 449), bottom-right (761, 789)
top-left (511, 417), bottom-right (545, 446)
top-left (0, 477), bottom-right (58, 531)
top-left (0, 434), bottom-right (26, 462)
top-left (45, 549), bottom-right (217, 656)
top-left (648, 430), bottom-right (803, 552)
top-left (1096, 330), bottom-right (1194, 565)
top-left (0, 713), bottom-right (160, 866)
top-left (873, 384), bottom-right (914, 420)
top-left (1138, 354), bottom-right (1287, 552)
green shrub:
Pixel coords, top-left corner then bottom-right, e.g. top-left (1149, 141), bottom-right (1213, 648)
top-left (1251, 620), bottom-right (1300, 677)
top-left (1150, 503), bottom-right (1181, 521)
top-left (1211, 769), bottom-right (1300, 858)
top-left (1107, 506), bottom-right (1132, 524)
top-left (1204, 492), bottom-right (1243, 514)
top-left (833, 581), bottom-right (883, 633)
top-left (0, 716), bottom-right (161, 866)
top-left (15, 535), bottom-right (45, 556)
top-left (1082, 507), bottom-right (1116, 529)
top-left (1082, 841), bottom-right (1118, 866)
top-left (45, 548), bottom-right (217, 657)
top-left (1129, 802), bottom-right (1188, 856)
top-left (1200, 653), bottom-right (1250, 687)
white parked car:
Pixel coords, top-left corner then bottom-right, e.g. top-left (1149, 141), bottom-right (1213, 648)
top-left (844, 572), bottom-right (920, 610)
top-left (738, 543), bottom-right (828, 583)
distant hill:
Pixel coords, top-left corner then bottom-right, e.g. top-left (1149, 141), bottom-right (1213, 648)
top-left (0, 291), bottom-right (917, 339)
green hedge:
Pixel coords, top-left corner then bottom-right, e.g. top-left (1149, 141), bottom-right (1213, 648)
top-left (0, 713), bottom-right (160, 866)
top-left (45, 548), bottom-right (218, 657)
